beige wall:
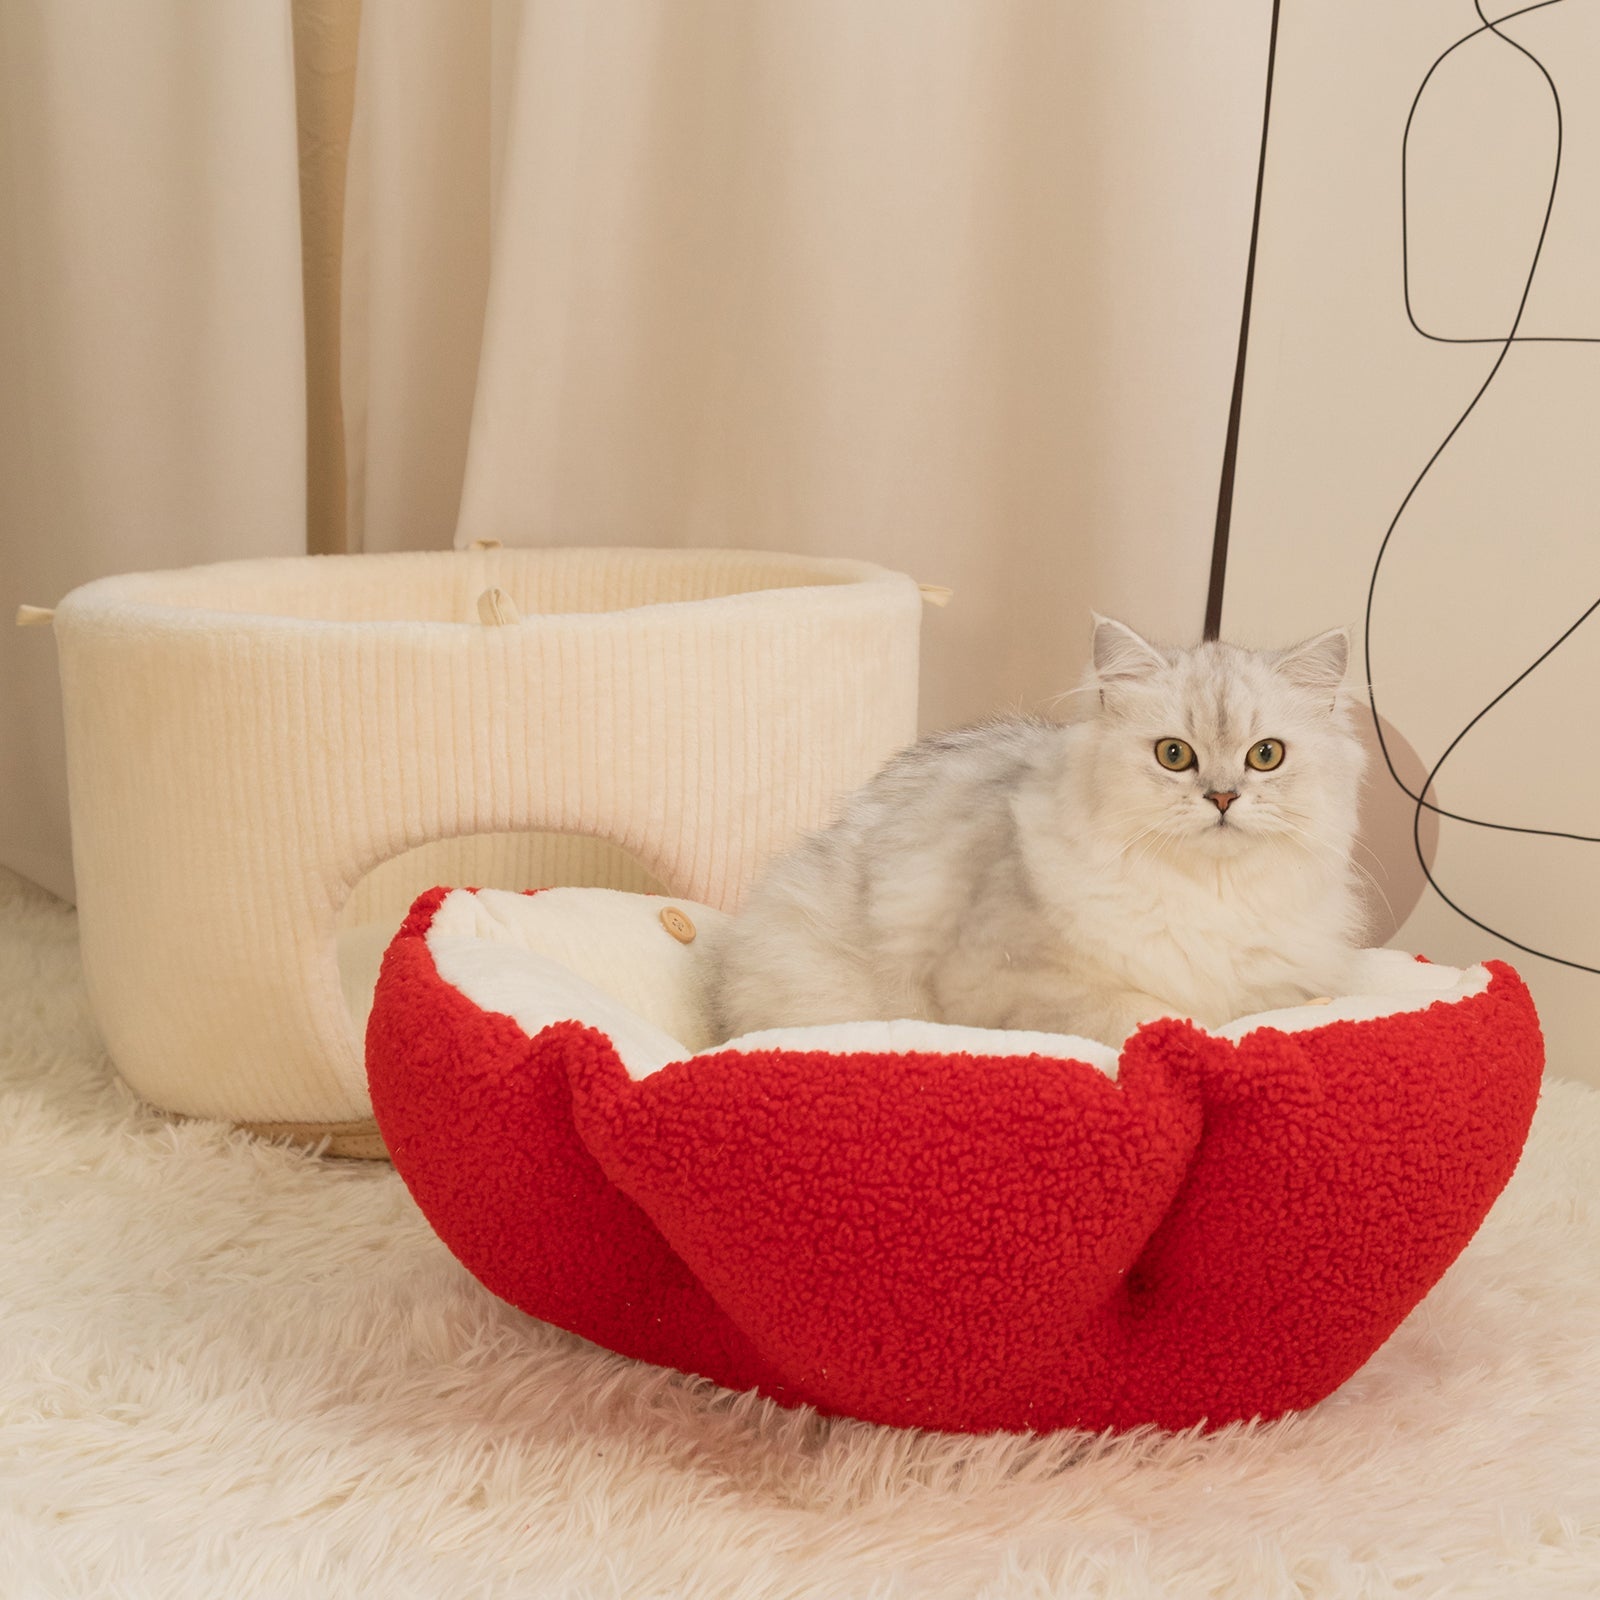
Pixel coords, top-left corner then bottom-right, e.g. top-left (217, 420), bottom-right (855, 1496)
top-left (1224, 0), bottom-right (1600, 1084)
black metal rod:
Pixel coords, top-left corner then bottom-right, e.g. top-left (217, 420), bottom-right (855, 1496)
top-left (1204, 0), bottom-right (1283, 641)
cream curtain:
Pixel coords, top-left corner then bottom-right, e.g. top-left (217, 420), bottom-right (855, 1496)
top-left (2, 0), bottom-right (1271, 900)
top-left (345, 0), bottom-right (1271, 731)
top-left (0, 1), bottom-right (308, 899)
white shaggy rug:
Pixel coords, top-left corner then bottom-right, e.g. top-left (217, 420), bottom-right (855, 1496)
top-left (3, 868), bottom-right (1599, 1600)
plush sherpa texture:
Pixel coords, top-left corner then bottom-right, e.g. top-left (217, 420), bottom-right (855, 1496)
top-left (5, 868), bottom-right (1600, 1598)
top-left (367, 886), bottom-right (1544, 1436)
top-left (50, 547), bottom-right (920, 1125)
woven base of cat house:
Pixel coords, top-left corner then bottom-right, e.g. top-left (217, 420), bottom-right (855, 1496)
top-left (367, 884), bottom-right (1544, 1435)
top-left (48, 547), bottom-right (921, 1154)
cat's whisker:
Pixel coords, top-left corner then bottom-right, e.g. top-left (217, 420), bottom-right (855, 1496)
top-left (1352, 865), bottom-right (1398, 934)
top-left (1121, 833), bottom-right (1159, 868)
top-left (1272, 815), bottom-right (1397, 932)
top-left (1111, 815), bottom-right (1175, 858)
top-left (1332, 849), bottom-right (1398, 933)
top-left (1124, 823), bottom-right (1182, 871)
top-left (1039, 684), bottom-right (1099, 714)
top-left (1136, 835), bottom-right (1182, 872)
top-left (1350, 837), bottom-right (1391, 873)
top-left (1272, 815), bottom-right (1346, 862)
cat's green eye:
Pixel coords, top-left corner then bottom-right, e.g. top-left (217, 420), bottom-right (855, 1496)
top-left (1247, 738), bottom-right (1286, 771)
top-left (1154, 738), bottom-right (1196, 772)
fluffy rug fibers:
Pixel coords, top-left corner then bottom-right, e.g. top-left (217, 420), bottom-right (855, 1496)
top-left (2, 867), bottom-right (1598, 1599)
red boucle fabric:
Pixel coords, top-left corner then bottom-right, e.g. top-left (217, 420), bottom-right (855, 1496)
top-left (367, 890), bottom-right (1544, 1434)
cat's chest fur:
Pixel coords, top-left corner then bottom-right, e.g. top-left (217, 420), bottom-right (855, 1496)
top-left (1014, 794), bottom-right (1345, 1025)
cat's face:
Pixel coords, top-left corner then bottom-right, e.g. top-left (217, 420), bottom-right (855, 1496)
top-left (1084, 619), bottom-right (1365, 863)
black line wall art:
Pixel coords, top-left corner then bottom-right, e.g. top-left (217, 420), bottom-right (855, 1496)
top-left (1221, 0), bottom-right (1599, 1081)
top-left (1371, 0), bottom-right (1598, 975)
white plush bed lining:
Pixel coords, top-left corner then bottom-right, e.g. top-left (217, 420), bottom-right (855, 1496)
top-left (421, 889), bottom-right (1492, 1083)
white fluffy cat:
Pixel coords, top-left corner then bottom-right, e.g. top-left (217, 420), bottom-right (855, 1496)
top-left (709, 617), bottom-right (1368, 1047)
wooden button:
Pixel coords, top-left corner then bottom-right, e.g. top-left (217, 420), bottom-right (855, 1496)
top-left (476, 586), bottom-right (521, 625)
top-left (659, 906), bottom-right (697, 943)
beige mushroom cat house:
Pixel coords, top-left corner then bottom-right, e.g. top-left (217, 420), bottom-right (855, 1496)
top-left (50, 547), bottom-right (923, 1155)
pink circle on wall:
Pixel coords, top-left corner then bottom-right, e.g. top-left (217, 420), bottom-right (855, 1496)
top-left (1355, 713), bottom-right (1441, 945)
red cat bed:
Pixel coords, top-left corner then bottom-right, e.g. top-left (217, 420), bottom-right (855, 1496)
top-left (366, 886), bottom-right (1543, 1435)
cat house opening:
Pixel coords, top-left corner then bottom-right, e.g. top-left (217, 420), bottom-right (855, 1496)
top-left (335, 830), bottom-right (670, 1040)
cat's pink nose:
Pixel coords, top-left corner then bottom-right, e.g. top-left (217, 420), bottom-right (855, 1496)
top-left (1207, 790), bottom-right (1238, 813)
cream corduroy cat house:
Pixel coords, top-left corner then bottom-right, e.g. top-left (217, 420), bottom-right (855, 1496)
top-left (51, 547), bottom-right (923, 1154)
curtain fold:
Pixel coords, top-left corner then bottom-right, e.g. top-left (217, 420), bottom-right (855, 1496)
top-left (0, 0), bottom-right (308, 900)
top-left (340, 0), bottom-right (492, 556)
top-left (292, 0), bottom-right (364, 556)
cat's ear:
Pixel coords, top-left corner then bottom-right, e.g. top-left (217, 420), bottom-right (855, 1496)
top-left (1091, 615), bottom-right (1167, 686)
top-left (1277, 626), bottom-right (1350, 694)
